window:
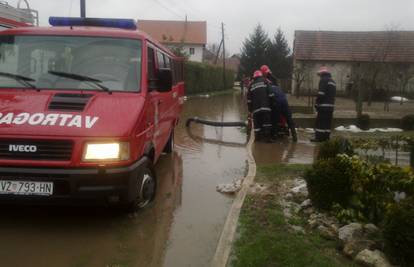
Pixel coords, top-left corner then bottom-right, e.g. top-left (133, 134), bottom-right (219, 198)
top-left (157, 50), bottom-right (172, 70)
top-left (165, 56), bottom-right (171, 69)
top-left (0, 35), bottom-right (142, 92)
top-left (157, 50), bottom-right (165, 68)
top-left (147, 47), bottom-right (156, 88)
top-left (172, 59), bottom-right (183, 85)
top-left (189, 47), bottom-right (195, 55)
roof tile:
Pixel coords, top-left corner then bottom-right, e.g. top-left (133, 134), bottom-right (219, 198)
top-left (294, 30), bottom-right (414, 63)
top-left (138, 19), bottom-right (207, 45)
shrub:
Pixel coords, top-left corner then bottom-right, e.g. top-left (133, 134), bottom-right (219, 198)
top-left (357, 113), bottom-right (370, 130)
top-left (184, 61), bottom-right (235, 95)
top-left (330, 161), bottom-right (414, 224)
top-left (409, 138), bottom-right (414, 168)
top-left (332, 204), bottom-right (365, 224)
top-left (305, 155), bottom-right (360, 210)
top-left (353, 164), bottom-right (414, 224)
top-left (383, 197), bottom-right (414, 267)
top-left (372, 164), bottom-right (414, 195)
top-left (317, 137), bottom-right (354, 160)
top-left (401, 114), bottom-right (414, 131)
top-left (308, 143), bottom-right (414, 222)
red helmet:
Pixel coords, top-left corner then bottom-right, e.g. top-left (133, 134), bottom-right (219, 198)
top-left (260, 65), bottom-right (271, 74)
top-left (317, 66), bottom-right (330, 75)
top-left (253, 70), bottom-right (263, 78)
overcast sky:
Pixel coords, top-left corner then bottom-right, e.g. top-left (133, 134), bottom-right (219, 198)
top-left (9, 0), bottom-right (414, 54)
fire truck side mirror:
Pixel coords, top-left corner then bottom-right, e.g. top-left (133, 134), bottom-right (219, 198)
top-left (156, 68), bottom-right (172, 92)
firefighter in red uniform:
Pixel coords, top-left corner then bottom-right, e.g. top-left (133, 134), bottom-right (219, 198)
top-left (312, 66), bottom-right (336, 142)
top-left (247, 70), bottom-right (272, 141)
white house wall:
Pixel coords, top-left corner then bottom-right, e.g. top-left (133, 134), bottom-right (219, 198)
top-left (292, 60), bottom-right (352, 94)
top-left (183, 44), bottom-right (204, 62)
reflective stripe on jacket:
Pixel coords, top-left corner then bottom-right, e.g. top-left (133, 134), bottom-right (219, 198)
top-left (247, 77), bottom-right (271, 114)
top-left (315, 77), bottom-right (336, 109)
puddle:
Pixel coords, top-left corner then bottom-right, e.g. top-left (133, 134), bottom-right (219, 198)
top-left (252, 138), bottom-right (317, 165)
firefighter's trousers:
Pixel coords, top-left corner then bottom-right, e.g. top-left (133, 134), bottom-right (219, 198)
top-left (253, 111), bottom-right (272, 141)
top-left (315, 107), bottom-right (333, 141)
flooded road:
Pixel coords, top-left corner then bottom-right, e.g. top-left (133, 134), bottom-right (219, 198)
top-left (252, 138), bottom-right (317, 165)
top-left (0, 93), bottom-right (248, 267)
top-left (163, 94), bottom-right (248, 267)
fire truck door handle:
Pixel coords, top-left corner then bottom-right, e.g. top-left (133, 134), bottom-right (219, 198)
top-left (158, 100), bottom-right (163, 105)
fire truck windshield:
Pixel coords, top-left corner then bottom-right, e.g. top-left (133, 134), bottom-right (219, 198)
top-left (0, 35), bottom-right (142, 92)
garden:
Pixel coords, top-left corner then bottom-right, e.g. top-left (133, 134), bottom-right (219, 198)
top-left (305, 137), bottom-right (414, 266)
top-left (231, 135), bottom-right (414, 267)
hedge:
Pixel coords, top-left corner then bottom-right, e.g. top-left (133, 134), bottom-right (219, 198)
top-left (305, 137), bottom-right (414, 265)
top-left (384, 197), bottom-right (414, 267)
top-left (306, 152), bottom-right (414, 224)
top-left (184, 61), bottom-right (235, 95)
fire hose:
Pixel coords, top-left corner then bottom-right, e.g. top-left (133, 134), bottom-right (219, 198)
top-left (185, 117), bottom-right (248, 128)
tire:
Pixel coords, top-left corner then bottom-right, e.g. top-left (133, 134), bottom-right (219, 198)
top-left (125, 161), bottom-right (157, 211)
top-left (163, 130), bottom-right (174, 154)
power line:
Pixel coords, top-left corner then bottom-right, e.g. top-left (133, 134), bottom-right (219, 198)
top-left (152, 0), bottom-right (184, 19)
top-left (151, 0), bottom-right (222, 31)
top-left (163, 0), bottom-right (205, 20)
top-left (145, 0), bottom-right (223, 46)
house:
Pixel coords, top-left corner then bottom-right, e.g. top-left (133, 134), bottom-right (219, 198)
top-left (138, 19), bottom-right (207, 62)
top-left (292, 30), bottom-right (414, 95)
top-left (204, 51), bottom-right (240, 73)
top-left (225, 54), bottom-right (241, 73)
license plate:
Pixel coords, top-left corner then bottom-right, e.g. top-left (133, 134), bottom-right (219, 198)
top-left (0, 180), bottom-right (53, 196)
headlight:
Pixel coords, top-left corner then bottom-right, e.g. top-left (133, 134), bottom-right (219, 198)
top-left (83, 142), bottom-right (130, 161)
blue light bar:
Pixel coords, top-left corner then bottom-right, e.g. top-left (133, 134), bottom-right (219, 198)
top-left (49, 17), bottom-right (137, 30)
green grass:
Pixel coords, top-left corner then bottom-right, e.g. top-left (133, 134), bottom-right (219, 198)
top-left (231, 163), bottom-right (356, 267)
top-left (255, 163), bottom-right (310, 183)
top-left (231, 195), bottom-right (356, 267)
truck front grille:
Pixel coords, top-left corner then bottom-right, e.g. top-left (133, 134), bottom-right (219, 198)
top-left (0, 139), bottom-right (73, 161)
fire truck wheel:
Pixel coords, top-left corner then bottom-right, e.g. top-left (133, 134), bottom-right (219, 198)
top-left (127, 163), bottom-right (157, 211)
top-left (163, 130), bottom-right (174, 154)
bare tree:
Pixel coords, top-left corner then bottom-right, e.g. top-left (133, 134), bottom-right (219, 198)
top-left (348, 28), bottom-right (404, 115)
top-left (292, 61), bottom-right (309, 98)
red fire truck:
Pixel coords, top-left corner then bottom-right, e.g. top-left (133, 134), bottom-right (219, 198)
top-left (0, 17), bottom-right (185, 210)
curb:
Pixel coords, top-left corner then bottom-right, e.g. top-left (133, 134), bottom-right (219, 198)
top-left (211, 128), bottom-right (256, 267)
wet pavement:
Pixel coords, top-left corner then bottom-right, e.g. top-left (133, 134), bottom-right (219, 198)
top-left (0, 93), bottom-right (249, 267)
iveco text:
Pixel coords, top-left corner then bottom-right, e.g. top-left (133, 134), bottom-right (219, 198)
top-left (9, 145), bottom-right (37, 152)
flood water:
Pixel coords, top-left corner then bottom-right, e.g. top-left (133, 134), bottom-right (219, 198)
top-left (252, 138), bottom-right (316, 165)
top-left (0, 93), bottom-right (249, 267)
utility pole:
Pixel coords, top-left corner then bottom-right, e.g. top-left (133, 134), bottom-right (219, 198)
top-left (80, 0), bottom-right (86, 18)
top-left (221, 22), bottom-right (226, 89)
top-left (214, 40), bottom-right (223, 65)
